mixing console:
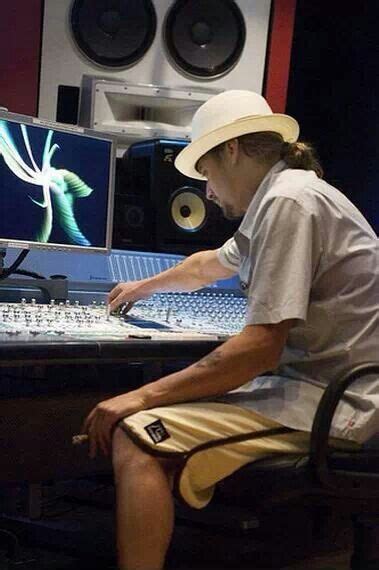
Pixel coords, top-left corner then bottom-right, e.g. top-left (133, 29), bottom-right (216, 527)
top-left (0, 289), bottom-right (246, 341)
top-left (132, 290), bottom-right (246, 336)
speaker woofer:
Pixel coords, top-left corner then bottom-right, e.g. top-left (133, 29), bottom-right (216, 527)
top-left (170, 188), bottom-right (207, 232)
top-left (164, 0), bottom-right (246, 78)
top-left (70, 0), bottom-right (157, 68)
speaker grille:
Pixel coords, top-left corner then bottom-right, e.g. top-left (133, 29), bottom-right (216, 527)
top-left (164, 0), bottom-right (246, 78)
top-left (70, 0), bottom-right (157, 68)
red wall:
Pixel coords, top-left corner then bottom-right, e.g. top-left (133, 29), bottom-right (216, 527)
top-left (0, 0), bottom-right (295, 117)
top-left (264, 0), bottom-right (297, 112)
top-left (0, 0), bottom-right (42, 116)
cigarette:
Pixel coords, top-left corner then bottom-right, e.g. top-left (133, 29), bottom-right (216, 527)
top-left (72, 434), bottom-right (89, 445)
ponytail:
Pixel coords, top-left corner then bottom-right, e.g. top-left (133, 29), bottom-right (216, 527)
top-left (238, 132), bottom-right (323, 178)
top-left (280, 140), bottom-right (323, 178)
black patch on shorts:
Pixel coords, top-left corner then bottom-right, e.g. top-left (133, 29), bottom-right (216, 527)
top-left (144, 420), bottom-right (170, 444)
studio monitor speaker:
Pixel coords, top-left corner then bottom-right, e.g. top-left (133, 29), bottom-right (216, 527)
top-left (112, 139), bottom-right (240, 254)
top-left (39, 0), bottom-right (272, 121)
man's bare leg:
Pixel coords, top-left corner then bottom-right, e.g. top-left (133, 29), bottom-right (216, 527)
top-left (112, 427), bottom-right (176, 570)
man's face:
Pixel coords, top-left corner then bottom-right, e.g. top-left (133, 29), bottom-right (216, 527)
top-left (197, 152), bottom-right (241, 220)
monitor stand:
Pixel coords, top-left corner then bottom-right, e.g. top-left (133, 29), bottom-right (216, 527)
top-left (0, 248), bottom-right (68, 303)
top-left (0, 277), bottom-right (68, 304)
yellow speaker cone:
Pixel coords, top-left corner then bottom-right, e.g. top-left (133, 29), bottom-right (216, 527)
top-left (170, 191), bottom-right (206, 232)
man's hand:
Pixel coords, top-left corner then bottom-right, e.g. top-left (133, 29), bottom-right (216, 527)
top-left (107, 250), bottom-right (236, 313)
top-left (82, 390), bottom-right (147, 458)
top-left (108, 280), bottom-right (150, 313)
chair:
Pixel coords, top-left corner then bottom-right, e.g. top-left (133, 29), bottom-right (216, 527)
top-left (175, 363), bottom-right (379, 569)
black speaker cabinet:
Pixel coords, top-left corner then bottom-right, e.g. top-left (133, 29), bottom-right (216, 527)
top-left (112, 151), bottom-right (155, 251)
top-left (112, 139), bottom-right (240, 255)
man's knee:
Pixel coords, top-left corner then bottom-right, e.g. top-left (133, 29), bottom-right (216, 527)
top-left (112, 427), bottom-right (179, 488)
top-left (112, 427), bottom-right (151, 473)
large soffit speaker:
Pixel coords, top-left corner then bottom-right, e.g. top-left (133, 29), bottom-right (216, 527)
top-left (164, 0), bottom-right (246, 78)
top-left (70, 0), bottom-right (157, 68)
top-left (39, 0), bottom-right (272, 121)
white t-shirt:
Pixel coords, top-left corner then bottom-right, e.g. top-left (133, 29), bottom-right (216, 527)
top-left (216, 161), bottom-right (379, 444)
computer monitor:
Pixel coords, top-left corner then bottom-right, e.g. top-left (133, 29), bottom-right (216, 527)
top-left (0, 110), bottom-right (116, 254)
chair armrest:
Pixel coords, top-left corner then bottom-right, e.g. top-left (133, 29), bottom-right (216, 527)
top-left (309, 362), bottom-right (379, 498)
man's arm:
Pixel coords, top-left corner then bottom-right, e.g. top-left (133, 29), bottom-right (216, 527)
top-left (141, 319), bottom-right (293, 406)
top-left (83, 319), bottom-right (294, 456)
top-left (108, 248), bottom-right (237, 312)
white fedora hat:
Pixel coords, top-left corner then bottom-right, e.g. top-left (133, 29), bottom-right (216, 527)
top-left (175, 90), bottom-right (299, 180)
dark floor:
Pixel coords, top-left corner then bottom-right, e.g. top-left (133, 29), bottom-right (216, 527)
top-left (0, 519), bottom-right (352, 570)
top-left (0, 543), bottom-right (351, 570)
top-left (0, 480), bottom-right (352, 570)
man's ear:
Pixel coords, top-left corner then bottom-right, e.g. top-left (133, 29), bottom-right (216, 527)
top-left (224, 138), bottom-right (240, 166)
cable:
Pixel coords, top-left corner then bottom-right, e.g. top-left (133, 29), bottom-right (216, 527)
top-left (13, 269), bottom-right (46, 280)
top-left (0, 250), bottom-right (30, 281)
top-left (0, 529), bottom-right (19, 560)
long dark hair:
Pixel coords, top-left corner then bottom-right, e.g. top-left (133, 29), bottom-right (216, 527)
top-left (206, 131), bottom-right (324, 178)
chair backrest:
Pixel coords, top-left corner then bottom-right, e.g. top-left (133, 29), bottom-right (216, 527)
top-left (310, 363), bottom-right (379, 499)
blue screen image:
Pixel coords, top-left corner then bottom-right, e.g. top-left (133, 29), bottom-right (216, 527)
top-left (0, 117), bottom-right (113, 250)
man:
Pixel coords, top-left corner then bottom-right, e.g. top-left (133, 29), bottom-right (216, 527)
top-left (83, 90), bottom-right (378, 570)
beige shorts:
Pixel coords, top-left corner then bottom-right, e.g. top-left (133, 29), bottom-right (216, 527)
top-left (119, 402), bottom-right (332, 509)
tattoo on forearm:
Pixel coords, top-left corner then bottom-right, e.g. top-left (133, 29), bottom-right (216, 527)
top-left (195, 350), bottom-right (223, 369)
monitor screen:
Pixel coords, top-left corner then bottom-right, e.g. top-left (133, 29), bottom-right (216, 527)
top-left (0, 110), bottom-right (115, 253)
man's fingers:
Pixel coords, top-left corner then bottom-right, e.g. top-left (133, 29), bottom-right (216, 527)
top-left (119, 301), bottom-right (135, 316)
top-left (108, 291), bottom-right (128, 313)
top-left (109, 297), bottom-right (135, 314)
top-left (88, 422), bottom-right (97, 459)
top-left (107, 281), bottom-right (144, 313)
top-left (108, 287), bottom-right (130, 311)
top-left (84, 399), bottom-right (133, 459)
top-left (87, 408), bottom-right (116, 458)
top-left (108, 292), bottom-right (124, 312)
top-left (81, 408), bottom-right (95, 435)
top-left (98, 418), bottom-right (112, 456)
top-left (89, 440), bottom-right (97, 459)
top-left (108, 284), bottom-right (122, 302)
top-left (86, 410), bottom-right (102, 459)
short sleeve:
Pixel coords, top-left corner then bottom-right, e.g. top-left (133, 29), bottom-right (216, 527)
top-left (216, 237), bottom-right (241, 271)
top-left (246, 197), bottom-right (322, 325)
